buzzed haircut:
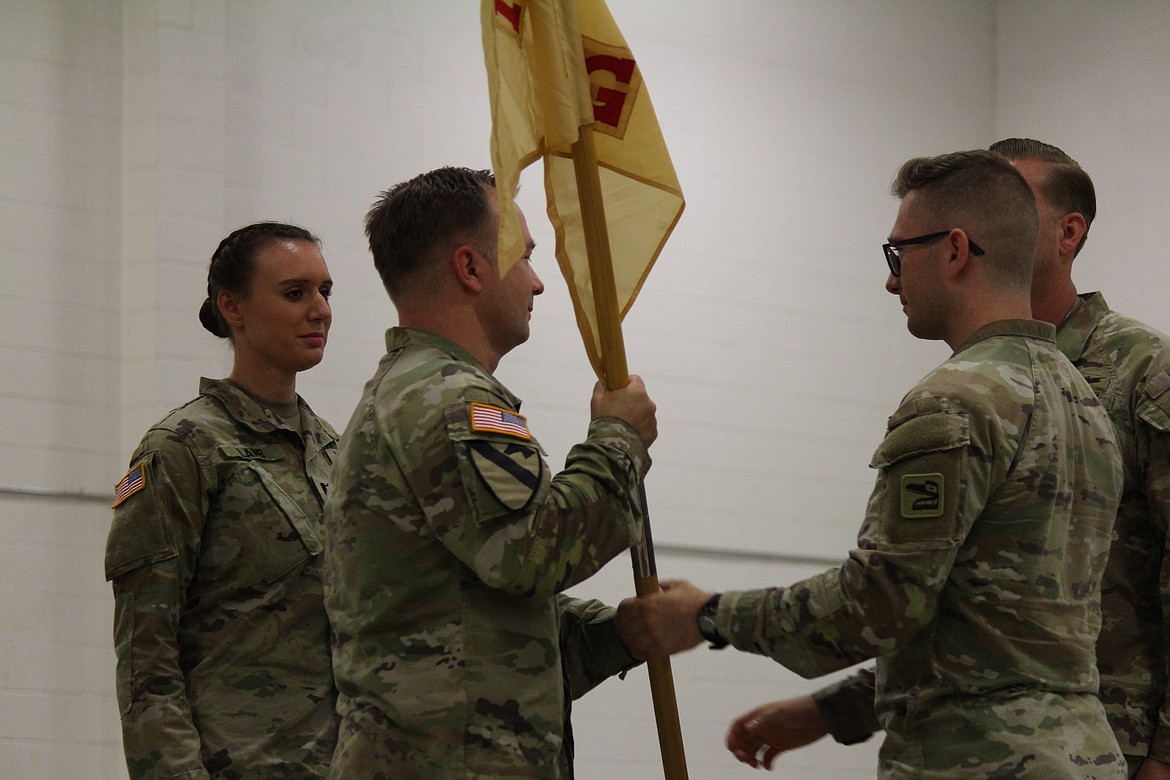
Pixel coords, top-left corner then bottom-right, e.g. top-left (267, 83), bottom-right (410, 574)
top-left (893, 149), bottom-right (1039, 290)
top-left (365, 167), bottom-right (497, 300)
top-left (990, 138), bottom-right (1096, 255)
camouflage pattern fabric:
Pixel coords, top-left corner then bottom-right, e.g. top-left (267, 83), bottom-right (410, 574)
top-left (1061, 293), bottom-right (1170, 773)
top-left (323, 327), bottom-right (648, 779)
top-left (557, 596), bottom-right (639, 701)
top-left (104, 378), bottom-right (339, 779)
top-left (812, 667), bottom-right (881, 746)
top-left (813, 294), bottom-right (1170, 778)
top-left (717, 320), bottom-right (1126, 778)
top-left (554, 595), bottom-right (641, 775)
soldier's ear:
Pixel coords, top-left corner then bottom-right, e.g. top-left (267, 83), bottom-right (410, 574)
top-left (943, 229), bottom-right (972, 280)
top-left (1058, 212), bottom-right (1087, 257)
top-left (218, 289), bottom-right (243, 329)
top-left (452, 244), bottom-right (489, 294)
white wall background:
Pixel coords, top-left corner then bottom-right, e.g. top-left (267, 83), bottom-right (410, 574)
top-left (1, 1), bottom-right (1167, 777)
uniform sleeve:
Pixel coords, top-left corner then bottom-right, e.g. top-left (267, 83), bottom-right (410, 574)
top-left (812, 667), bottom-right (879, 746)
top-left (718, 398), bottom-right (978, 677)
top-left (104, 433), bottom-right (212, 780)
top-left (426, 392), bottom-right (650, 598)
top-left (1136, 370), bottom-right (1170, 762)
top-left (557, 595), bottom-right (639, 700)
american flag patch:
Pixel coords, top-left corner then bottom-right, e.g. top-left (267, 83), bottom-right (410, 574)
top-left (112, 462), bottom-right (148, 508)
top-left (469, 402), bottom-right (531, 440)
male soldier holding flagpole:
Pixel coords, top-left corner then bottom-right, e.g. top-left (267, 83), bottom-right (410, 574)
top-left (323, 166), bottom-right (656, 779)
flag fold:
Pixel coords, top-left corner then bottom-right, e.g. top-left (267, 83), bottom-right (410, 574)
top-left (482, 0), bottom-right (685, 377)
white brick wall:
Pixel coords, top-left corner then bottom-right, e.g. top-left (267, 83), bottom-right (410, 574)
top-left (3, 1), bottom-right (1169, 777)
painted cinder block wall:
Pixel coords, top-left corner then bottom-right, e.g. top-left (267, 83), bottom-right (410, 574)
top-left (2, 1), bottom-right (1168, 777)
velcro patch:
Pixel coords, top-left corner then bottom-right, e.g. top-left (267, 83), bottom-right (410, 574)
top-left (1145, 370), bottom-right (1170, 401)
top-left (469, 402), bottom-right (531, 440)
top-left (112, 461), bottom-right (148, 508)
top-left (900, 473), bottom-right (944, 518)
top-left (468, 440), bottom-right (543, 511)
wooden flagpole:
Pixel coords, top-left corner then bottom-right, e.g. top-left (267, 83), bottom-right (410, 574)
top-left (570, 129), bottom-right (689, 780)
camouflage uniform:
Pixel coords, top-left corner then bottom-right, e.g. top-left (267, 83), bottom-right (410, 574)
top-left (323, 326), bottom-right (648, 779)
top-left (713, 320), bottom-right (1126, 778)
top-left (104, 378), bottom-right (338, 779)
top-left (812, 295), bottom-right (1170, 777)
top-left (1064, 292), bottom-right (1170, 773)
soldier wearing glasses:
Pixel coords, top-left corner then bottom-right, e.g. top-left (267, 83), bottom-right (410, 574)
top-left (729, 141), bottom-right (1170, 780)
top-left (619, 149), bottom-right (1127, 778)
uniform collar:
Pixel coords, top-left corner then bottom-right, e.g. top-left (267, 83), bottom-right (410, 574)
top-left (200, 376), bottom-right (309, 438)
top-left (953, 318), bottom-right (1056, 356)
top-left (385, 326), bottom-right (522, 408)
top-left (1055, 291), bottom-right (1106, 363)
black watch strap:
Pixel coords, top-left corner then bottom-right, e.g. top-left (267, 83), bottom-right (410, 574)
top-left (697, 593), bottom-right (728, 649)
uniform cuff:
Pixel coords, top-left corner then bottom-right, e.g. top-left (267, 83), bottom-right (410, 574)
top-left (588, 417), bottom-right (651, 481)
top-left (812, 675), bottom-right (880, 746)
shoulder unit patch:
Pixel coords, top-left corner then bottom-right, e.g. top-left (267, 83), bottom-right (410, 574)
top-left (468, 439), bottom-right (543, 511)
top-left (900, 472), bottom-right (944, 519)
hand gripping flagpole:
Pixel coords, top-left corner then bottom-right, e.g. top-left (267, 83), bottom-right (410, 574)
top-left (570, 129), bottom-right (689, 780)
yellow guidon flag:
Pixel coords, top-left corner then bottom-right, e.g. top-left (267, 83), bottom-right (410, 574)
top-left (482, 4), bottom-right (690, 778)
top-left (481, 0), bottom-right (685, 377)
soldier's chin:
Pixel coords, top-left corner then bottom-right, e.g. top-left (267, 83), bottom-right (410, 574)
top-left (905, 317), bottom-right (942, 343)
top-left (294, 350), bottom-right (327, 373)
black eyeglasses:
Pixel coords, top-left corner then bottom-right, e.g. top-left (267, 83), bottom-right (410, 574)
top-left (882, 230), bottom-right (985, 277)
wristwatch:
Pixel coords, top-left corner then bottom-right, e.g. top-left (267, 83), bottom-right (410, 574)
top-left (697, 593), bottom-right (728, 649)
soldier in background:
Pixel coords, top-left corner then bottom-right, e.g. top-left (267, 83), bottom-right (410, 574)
top-left (104, 222), bottom-right (339, 778)
top-left (727, 140), bottom-right (1170, 780)
top-left (323, 166), bottom-right (657, 778)
top-left (618, 150), bottom-right (1127, 778)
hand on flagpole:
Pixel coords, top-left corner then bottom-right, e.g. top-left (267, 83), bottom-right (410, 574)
top-left (590, 375), bottom-right (657, 446)
top-left (616, 579), bottom-right (711, 659)
top-left (483, 0), bottom-right (688, 775)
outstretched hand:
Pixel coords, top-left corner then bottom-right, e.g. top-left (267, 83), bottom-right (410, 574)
top-left (726, 696), bottom-right (830, 770)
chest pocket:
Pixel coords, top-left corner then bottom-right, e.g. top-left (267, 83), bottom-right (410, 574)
top-left (1138, 370), bottom-right (1170, 434)
top-left (212, 446), bottom-right (323, 584)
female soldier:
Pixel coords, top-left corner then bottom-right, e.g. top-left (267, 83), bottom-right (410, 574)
top-left (104, 222), bottom-right (338, 779)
